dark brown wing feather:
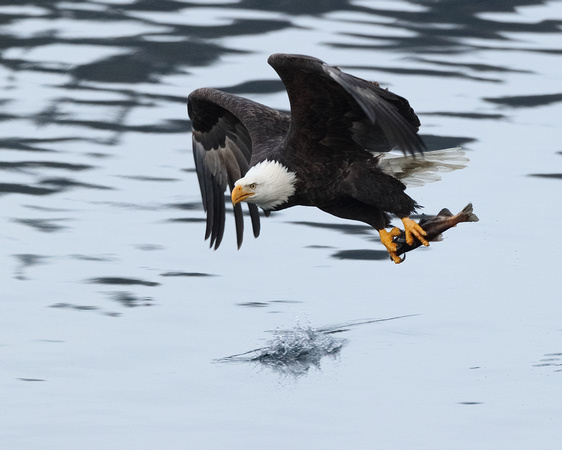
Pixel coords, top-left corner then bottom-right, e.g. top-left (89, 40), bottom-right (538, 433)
top-left (188, 88), bottom-right (289, 249)
top-left (267, 53), bottom-right (425, 156)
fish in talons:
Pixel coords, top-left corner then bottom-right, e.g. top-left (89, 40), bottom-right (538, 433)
top-left (390, 203), bottom-right (479, 263)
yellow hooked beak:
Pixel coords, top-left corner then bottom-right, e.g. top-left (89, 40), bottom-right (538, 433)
top-left (231, 184), bottom-right (254, 205)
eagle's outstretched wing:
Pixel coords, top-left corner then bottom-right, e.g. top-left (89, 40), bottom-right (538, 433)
top-left (268, 53), bottom-right (425, 156)
top-left (188, 88), bottom-right (289, 249)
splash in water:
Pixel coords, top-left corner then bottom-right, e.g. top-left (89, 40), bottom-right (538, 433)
top-left (217, 315), bottom-right (418, 377)
top-left (218, 321), bottom-right (344, 377)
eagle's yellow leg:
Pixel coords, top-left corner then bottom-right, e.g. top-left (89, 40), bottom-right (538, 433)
top-left (378, 227), bottom-right (403, 264)
top-left (401, 217), bottom-right (429, 246)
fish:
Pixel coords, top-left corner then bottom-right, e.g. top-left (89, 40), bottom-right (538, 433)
top-left (392, 203), bottom-right (479, 260)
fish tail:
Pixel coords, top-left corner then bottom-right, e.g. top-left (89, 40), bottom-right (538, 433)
top-left (458, 203), bottom-right (479, 223)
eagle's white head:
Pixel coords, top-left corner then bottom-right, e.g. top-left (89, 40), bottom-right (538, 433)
top-left (231, 160), bottom-right (297, 210)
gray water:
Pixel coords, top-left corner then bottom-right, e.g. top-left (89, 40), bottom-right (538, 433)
top-left (2, 1), bottom-right (562, 448)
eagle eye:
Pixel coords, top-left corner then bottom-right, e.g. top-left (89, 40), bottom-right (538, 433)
top-left (249, 183), bottom-right (257, 189)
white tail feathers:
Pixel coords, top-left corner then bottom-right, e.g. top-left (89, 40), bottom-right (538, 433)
top-left (379, 146), bottom-right (468, 187)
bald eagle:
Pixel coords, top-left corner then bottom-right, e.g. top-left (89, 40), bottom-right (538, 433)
top-left (188, 54), bottom-right (464, 263)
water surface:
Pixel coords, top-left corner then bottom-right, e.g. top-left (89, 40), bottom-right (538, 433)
top-left (2, 1), bottom-right (562, 448)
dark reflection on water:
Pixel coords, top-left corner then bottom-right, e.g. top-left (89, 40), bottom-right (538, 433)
top-left (50, 302), bottom-right (99, 312)
top-left (69, 254), bottom-right (114, 262)
top-left (220, 79), bottom-right (285, 95)
top-left (70, 42), bottom-right (230, 84)
top-left (419, 135), bottom-right (475, 151)
top-left (167, 201), bottom-right (203, 211)
top-left (237, 300), bottom-right (304, 308)
top-left (109, 291), bottom-right (155, 308)
top-left (39, 177), bottom-right (113, 190)
top-left (423, 112), bottom-right (506, 120)
top-left (328, 0), bottom-right (562, 54)
top-left (484, 93), bottom-right (562, 107)
top-left (0, 183), bottom-right (58, 195)
top-left (412, 57), bottom-right (534, 75)
top-left (13, 218), bottom-right (69, 233)
top-left (0, 161), bottom-right (94, 171)
top-left (0, 138), bottom-right (63, 153)
top-left (238, 0), bottom-right (358, 15)
top-left (120, 175), bottom-right (179, 182)
top-left (136, 244), bottom-right (164, 251)
top-left (88, 277), bottom-right (160, 287)
top-left (49, 302), bottom-right (122, 317)
top-left (160, 271), bottom-right (216, 277)
top-left (533, 353), bottom-right (562, 372)
top-left (238, 302), bottom-right (269, 308)
top-left (529, 173), bottom-right (562, 180)
top-left (13, 253), bottom-right (48, 280)
top-left (167, 217), bottom-right (206, 224)
top-left (347, 63), bottom-right (505, 83)
top-left (331, 249), bottom-right (390, 261)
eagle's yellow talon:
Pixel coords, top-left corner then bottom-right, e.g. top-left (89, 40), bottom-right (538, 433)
top-left (401, 217), bottom-right (429, 246)
top-left (391, 253), bottom-right (404, 264)
top-left (378, 228), bottom-right (403, 264)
